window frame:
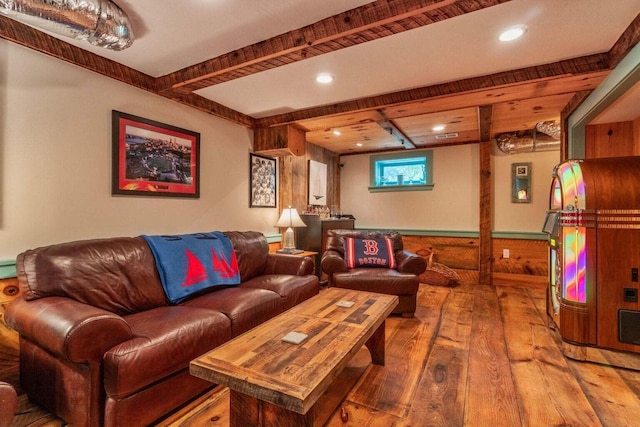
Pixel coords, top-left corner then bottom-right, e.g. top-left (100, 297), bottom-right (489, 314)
top-left (368, 150), bottom-right (434, 192)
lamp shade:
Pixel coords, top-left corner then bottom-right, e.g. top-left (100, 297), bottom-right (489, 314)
top-left (275, 207), bottom-right (306, 228)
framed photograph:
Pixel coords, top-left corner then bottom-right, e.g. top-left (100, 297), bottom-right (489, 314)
top-left (112, 110), bottom-right (200, 198)
top-left (250, 153), bottom-right (277, 207)
top-left (308, 160), bottom-right (327, 206)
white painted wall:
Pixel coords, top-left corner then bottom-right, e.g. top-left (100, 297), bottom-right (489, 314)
top-left (339, 144), bottom-right (480, 231)
top-left (0, 40), bottom-right (280, 260)
top-left (339, 144), bottom-right (561, 233)
top-left (0, 39), bottom-right (563, 262)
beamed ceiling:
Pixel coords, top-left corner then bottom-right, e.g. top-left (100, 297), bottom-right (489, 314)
top-left (1, 0), bottom-right (639, 155)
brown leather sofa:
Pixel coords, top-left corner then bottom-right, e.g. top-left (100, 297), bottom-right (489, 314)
top-left (0, 381), bottom-right (17, 427)
top-left (321, 229), bottom-right (427, 317)
top-left (5, 231), bottom-right (319, 427)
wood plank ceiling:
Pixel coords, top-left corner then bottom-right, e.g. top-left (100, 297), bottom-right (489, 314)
top-left (1, 0), bottom-right (639, 155)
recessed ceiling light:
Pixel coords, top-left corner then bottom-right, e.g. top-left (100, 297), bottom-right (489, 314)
top-left (356, 142), bottom-right (363, 147)
top-left (432, 124), bottom-right (445, 132)
top-left (333, 130), bottom-right (341, 136)
top-left (316, 73), bottom-right (334, 84)
top-left (499, 25), bottom-right (526, 42)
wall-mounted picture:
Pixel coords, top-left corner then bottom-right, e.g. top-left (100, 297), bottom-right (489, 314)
top-left (308, 160), bottom-right (327, 206)
top-left (112, 110), bottom-right (200, 198)
top-left (250, 153), bottom-right (276, 208)
top-left (515, 164), bottom-right (529, 177)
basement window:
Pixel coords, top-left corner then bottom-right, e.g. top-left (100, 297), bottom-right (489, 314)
top-left (369, 150), bottom-right (434, 192)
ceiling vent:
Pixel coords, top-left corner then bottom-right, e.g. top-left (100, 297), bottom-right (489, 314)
top-left (435, 132), bottom-right (459, 140)
top-left (0, 0), bottom-right (134, 50)
top-left (495, 121), bottom-right (560, 155)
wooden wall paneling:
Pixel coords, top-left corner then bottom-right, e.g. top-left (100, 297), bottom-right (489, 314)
top-left (585, 121), bottom-right (638, 159)
top-left (491, 238), bottom-right (548, 287)
top-left (401, 235), bottom-right (479, 271)
top-left (277, 141), bottom-right (340, 214)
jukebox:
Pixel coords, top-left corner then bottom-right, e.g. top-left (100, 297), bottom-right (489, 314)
top-left (543, 157), bottom-right (640, 365)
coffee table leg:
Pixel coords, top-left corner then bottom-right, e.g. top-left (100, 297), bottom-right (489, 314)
top-left (230, 389), bottom-right (316, 427)
top-left (365, 319), bottom-right (386, 366)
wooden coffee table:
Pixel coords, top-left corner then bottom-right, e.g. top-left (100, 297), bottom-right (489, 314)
top-left (190, 288), bottom-right (398, 426)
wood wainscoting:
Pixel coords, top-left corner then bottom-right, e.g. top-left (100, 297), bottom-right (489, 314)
top-left (402, 234), bottom-right (548, 287)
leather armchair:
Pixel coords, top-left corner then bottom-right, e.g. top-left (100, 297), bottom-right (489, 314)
top-left (321, 230), bottom-right (427, 317)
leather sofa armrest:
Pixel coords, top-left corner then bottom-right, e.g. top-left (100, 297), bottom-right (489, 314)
top-left (396, 250), bottom-right (428, 275)
top-left (264, 253), bottom-right (315, 276)
top-left (321, 249), bottom-right (348, 275)
top-left (5, 297), bottom-right (133, 363)
top-left (0, 381), bottom-right (16, 427)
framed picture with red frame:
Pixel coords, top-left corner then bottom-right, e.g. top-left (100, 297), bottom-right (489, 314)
top-left (112, 110), bottom-right (200, 198)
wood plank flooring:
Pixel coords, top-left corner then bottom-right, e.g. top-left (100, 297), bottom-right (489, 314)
top-left (6, 279), bottom-right (640, 426)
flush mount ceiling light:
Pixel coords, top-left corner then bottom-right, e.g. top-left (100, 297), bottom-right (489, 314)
top-left (356, 142), bottom-right (363, 147)
top-left (316, 73), bottom-right (334, 84)
top-left (333, 130), bottom-right (341, 136)
top-left (432, 124), bottom-right (445, 132)
top-left (499, 25), bottom-right (527, 42)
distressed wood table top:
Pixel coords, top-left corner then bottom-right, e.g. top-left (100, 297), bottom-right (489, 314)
top-left (190, 288), bottom-right (398, 415)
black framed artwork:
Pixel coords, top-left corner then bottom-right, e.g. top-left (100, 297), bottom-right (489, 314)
top-left (112, 110), bottom-right (200, 198)
top-left (250, 153), bottom-right (277, 208)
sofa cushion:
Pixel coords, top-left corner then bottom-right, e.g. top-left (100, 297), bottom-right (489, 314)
top-left (344, 237), bottom-right (397, 269)
top-left (224, 231), bottom-right (269, 281)
top-left (240, 274), bottom-right (319, 310)
top-left (182, 287), bottom-right (282, 337)
top-left (104, 306), bottom-right (231, 399)
top-left (333, 268), bottom-right (419, 295)
top-left (17, 237), bottom-right (167, 315)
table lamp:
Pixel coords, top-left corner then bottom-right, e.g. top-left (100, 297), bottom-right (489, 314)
top-left (275, 206), bottom-right (306, 254)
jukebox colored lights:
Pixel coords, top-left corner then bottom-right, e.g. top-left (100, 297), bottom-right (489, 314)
top-left (563, 227), bottom-right (587, 303)
top-left (555, 161), bottom-right (587, 304)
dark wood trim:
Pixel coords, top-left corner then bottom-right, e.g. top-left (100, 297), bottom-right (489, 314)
top-left (478, 105), bottom-right (493, 285)
top-left (608, 12), bottom-right (640, 69)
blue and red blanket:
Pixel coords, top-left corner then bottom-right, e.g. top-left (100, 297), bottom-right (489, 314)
top-left (142, 231), bottom-right (240, 303)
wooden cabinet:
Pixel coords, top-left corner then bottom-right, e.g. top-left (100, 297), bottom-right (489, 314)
top-left (254, 124), bottom-right (306, 157)
top-left (297, 214), bottom-right (355, 277)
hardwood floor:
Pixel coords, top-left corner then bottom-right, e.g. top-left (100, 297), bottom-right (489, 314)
top-left (8, 279), bottom-right (640, 426)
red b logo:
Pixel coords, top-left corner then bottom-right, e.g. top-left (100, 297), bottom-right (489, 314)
top-left (363, 239), bottom-right (379, 255)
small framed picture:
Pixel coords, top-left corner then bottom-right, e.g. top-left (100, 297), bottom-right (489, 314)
top-left (112, 110), bottom-right (200, 198)
top-left (250, 153), bottom-right (277, 208)
top-left (515, 165), bottom-right (529, 177)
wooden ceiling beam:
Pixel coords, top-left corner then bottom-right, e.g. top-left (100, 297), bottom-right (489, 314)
top-left (256, 54), bottom-right (610, 128)
top-left (608, 12), bottom-right (640, 69)
top-left (377, 109), bottom-right (416, 149)
top-left (154, 0), bottom-right (511, 93)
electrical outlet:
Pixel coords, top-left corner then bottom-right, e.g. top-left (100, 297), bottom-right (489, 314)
top-left (503, 249), bottom-right (510, 259)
